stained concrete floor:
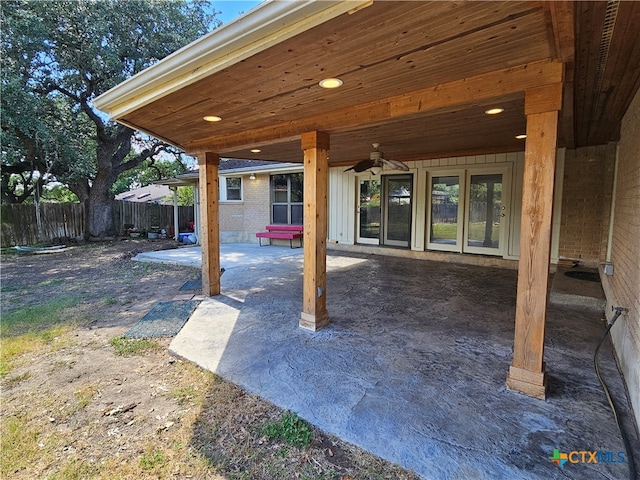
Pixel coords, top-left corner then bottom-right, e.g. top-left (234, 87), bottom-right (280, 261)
top-left (152, 245), bottom-right (638, 479)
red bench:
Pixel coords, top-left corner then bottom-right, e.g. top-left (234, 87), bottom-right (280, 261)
top-left (256, 224), bottom-right (303, 248)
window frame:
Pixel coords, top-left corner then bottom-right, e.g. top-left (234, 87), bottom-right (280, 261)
top-left (220, 176), bottom-right (243, 202)
top-left (270, 173), bottom-right (303, 224)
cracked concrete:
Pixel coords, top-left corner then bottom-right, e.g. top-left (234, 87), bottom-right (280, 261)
top-left (156, 244), bottom-right (638, 479)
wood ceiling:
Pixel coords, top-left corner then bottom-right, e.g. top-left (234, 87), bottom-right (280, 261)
top-left (117, 1), bottom-right (640, 166)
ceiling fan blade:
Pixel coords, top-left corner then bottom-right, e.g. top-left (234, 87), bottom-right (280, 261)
top-left (381, 157), bottom-right (409, 171)
top-left (344, 159), bottom-right (375, 172)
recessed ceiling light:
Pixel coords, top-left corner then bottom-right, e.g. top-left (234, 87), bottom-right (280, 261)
top-left (515, 134), bottom-right (527, 139)
top-left (319, 78), bottom-right (343, 89)
top-left (203, 115), bottom-right (222, 122)
top-left (484, 108), bottom-right (504, 115)
top-left (250, 149), bottom-right (261, 153)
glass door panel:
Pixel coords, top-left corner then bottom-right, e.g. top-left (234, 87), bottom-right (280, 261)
top-left (383, 175), bottom-right (412, 247)
top-left (357, 179), bottom-right (381, 245)
top-left (464, 173), bottom-right (503, 254)
top-left (428, 175), bottom-right (461, 251)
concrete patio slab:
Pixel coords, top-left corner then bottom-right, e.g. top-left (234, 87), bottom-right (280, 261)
top-left (151, 246), bottom-right (637, 479)
top-left (132, 243), bottom-right (303, 269)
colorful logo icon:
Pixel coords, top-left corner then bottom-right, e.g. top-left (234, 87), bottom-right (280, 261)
top-left (550, 449), bottom-right (569, 468)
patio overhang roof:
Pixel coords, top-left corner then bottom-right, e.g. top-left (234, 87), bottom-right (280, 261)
top-left (95, 0), bottom-right (640, 401)
top-left (94, 1), bottom-right (640, 166)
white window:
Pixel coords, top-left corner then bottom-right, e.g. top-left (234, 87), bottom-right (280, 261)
top-left (220, 176), bottom-right (242, 202)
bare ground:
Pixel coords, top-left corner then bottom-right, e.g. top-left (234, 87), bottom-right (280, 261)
top-left (0, 240), bottom-right (419, 479)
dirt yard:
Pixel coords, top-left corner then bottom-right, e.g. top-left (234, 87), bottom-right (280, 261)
top-left (0, 240), bottom-right (419, 479)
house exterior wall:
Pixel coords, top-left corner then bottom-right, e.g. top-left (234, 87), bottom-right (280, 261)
top-left (558, 144), bottom-right (617, 267)
top-left (601, 88), bottom-right (640, 428)
top-left (328, 151), bottom-right (569, 262)
top-left (219, 172), bottom-right (270, 243)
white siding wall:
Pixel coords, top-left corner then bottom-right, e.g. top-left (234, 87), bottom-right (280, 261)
top-left (328, 168), bottom-right (356, 244)
top-left (328, 151), bottom-right (564, 261)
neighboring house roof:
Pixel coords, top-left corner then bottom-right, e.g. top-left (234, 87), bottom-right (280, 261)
top-left (155, 160), bottom-right (302, 187)
top-left (114, 184), bottom-right (174, 204)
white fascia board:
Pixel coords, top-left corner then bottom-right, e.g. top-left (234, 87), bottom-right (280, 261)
top-left (93, 0), bottom-right (370, 120)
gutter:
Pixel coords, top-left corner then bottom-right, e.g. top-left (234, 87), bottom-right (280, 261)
top-left (93, 0), bottom-right (371, 120)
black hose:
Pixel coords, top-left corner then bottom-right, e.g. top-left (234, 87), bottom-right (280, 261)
top-left (594, 308), bottom-right (636, 480)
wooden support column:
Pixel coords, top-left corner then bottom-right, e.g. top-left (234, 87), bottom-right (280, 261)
top-left (300, 131), bottom-right (330, 331)
top-left (507, 83), bottom-right (562, 399)
top-left (197, 152), bottom-right (221, 297)
top-left (171, 187), bottom-right (179, 241)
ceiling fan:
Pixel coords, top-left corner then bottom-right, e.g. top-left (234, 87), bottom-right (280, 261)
top-left (344, 143), bottom-right (409, 174)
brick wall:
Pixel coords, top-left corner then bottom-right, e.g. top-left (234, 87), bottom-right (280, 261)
top-left (242, 173), bottom-right (271, 234)
top-left (218, 173), bottom-right (271, 242)
top-left (558, 144), bottom-right (616, 266)
top-left (602, 88), bottom-right (640, 428)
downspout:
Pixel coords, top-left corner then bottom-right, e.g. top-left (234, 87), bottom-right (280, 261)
top-left (605, 147), bottom-right (619, 263)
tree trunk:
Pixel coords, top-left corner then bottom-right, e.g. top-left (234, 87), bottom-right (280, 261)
top-left (87, 174), bottom-right (116, 239)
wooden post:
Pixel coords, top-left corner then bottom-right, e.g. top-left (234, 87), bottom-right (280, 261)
top-left (197, 152), bottom-right (221, 296)
top-left (171, 186), bottom-right (179, 241)
top-left (300, 131), bottom-right (330, 331)
top-left (506, 84), bottom-right (562, 399)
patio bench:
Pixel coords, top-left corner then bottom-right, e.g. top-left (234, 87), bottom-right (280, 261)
top-left (256, 224), bottom-right (303, 248)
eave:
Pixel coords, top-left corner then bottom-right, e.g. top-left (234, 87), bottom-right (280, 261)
top-left (93, 0), bottom-right (371, 120)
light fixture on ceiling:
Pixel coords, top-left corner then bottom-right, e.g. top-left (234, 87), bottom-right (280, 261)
top-left (249, 173), bottom-right (256, 180)
top-left (203, 115), bottom-right (222, 122)
top-left (250, 148), bottom-right (261, 153)
top-left (516, 134), bottom-right (527, 139)
top-left (319, 77), bottom-right (343, 89)
top-left (484, 108), bottom-right (504, 115)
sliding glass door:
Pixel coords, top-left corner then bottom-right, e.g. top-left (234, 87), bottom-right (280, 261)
top-left (428, 173), bottom-right (463, 251)
top-left (427, 166), bottom-right (510, 256)
top-left (383, 175), bottom-right (413, 247)
top-left (357, 178), bottom-right (381, 245)
top-left (463, 172), bottom-right (505, 255)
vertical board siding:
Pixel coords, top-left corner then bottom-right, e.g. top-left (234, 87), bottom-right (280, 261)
top-left (328, 169), bottom-right (355, 244)
top-left (1, 201), bottom-right (194, 247)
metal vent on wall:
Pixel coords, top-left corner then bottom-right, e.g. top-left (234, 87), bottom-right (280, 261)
top-left (592, 1), bottom-right (620, 106)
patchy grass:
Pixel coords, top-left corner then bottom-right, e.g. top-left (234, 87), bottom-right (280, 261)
top-left (0, 413), bottom-right (63, 478)
top-left (0, 283), bottom-right (20, 293)
top-left (37, 278), bottom-right (65, 288)
top-left (139, 449), bottom-right (166, 471)
top-left (2, 371), bottom-right (32, 387)
top-left (74, 383), bottom-right (100, 410)
top-left (109, 336), bottom-right (161, 356)
top-left (1, 295), bottom-right (81, 336)
top-left (102, 295), bottom-right (117, 305)
top-left (171, 384), bottom-right (200, 406)
top-left (0, 415), bottom-right (39, 477)
top-left (0, 296), bottom-right (82, 377)
top-left (47, 461), bottom-right (100, 480)
top-left (262, 411), bottom-right (313, 447)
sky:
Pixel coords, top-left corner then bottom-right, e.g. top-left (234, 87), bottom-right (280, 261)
top-left (209, 1), bottom-right (263, 25)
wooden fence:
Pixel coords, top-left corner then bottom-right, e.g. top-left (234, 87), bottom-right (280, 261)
top-left (1, 201), bottom-right (194, 247)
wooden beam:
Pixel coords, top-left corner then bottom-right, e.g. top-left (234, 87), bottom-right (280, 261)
top-left (186, 60), bottom-right (563, 154)
top-left (546, 1), bottom-right (575, 65)
top-left (300, 131), bottom-right (330, 331)
top-left (197, 152), bottom-right (221, 296)
top-left (506, 84), bottom-right (561, 399)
